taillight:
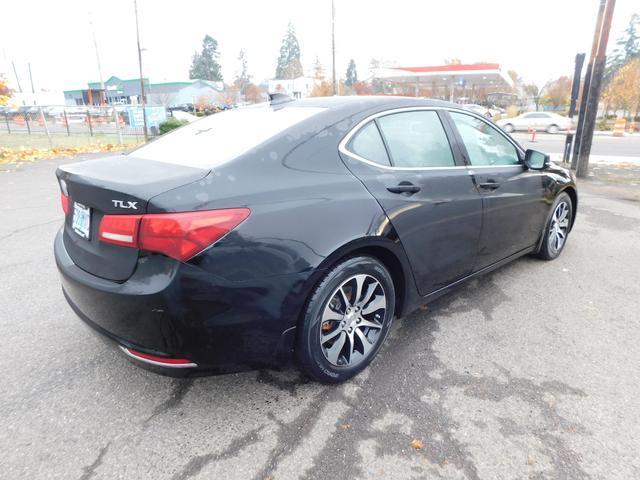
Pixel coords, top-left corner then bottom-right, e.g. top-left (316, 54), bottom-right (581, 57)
top-left (61, 192), bottom-right (70, 215)
top-left (98, 208), bottom-right (250, 261)
top-left (99, 214), bottom-right (142, 247)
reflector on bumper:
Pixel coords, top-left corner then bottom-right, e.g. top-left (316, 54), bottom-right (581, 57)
top-left (119, 346), bottom-right (198, 368)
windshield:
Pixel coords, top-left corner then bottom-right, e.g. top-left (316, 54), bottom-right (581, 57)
top-left (132, 105), bottom-right (325, 168)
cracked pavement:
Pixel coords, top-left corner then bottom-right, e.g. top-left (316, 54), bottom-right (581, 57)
top-left (1, 156), bottom-right (639, 479)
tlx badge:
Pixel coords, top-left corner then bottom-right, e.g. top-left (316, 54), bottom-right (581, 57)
top-left (112, 200), bottom-right (138, 209)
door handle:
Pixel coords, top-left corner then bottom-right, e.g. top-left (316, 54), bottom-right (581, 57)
top-left (387, 182), bottom-right (421, 194)
top-left (477, 180), bottom-right (500, 191)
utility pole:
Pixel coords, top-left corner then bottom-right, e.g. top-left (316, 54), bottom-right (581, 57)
top-left (563, 53), bottom-right (585, 163)
top-left (576, 0), bottom-right (616, 178)
top-left (133, 0), bottom-right (149, 141)
top-left (28, 62), bottom-right (35, 104)
top-left (11, 61), bottom-right (23, 93)
top-left (331, 0), bottom-right (336, 95)
top-left (89, 17), bottom-right (105, 103)
top-left (571, 1), bottom-right (605, 170)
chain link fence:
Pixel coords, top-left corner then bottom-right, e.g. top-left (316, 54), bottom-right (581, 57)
top-left (0, 105), bottom-right (168, 149)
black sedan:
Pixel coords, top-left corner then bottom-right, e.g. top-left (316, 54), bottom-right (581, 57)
top-left (55, 96), bottom-right (577, 383)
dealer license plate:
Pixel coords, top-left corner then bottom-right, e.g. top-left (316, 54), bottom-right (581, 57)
top-left (72, 202), bottom-right (91, 239)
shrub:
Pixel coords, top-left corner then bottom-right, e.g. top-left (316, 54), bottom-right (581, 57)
top-left (159, 118), bottom-right (188, 134)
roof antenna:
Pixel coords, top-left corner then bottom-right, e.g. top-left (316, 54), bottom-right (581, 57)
top-left (268, 92), bottom-right (295, 105)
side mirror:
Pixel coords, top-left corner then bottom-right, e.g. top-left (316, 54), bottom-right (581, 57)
top-left (524, 149), bottom-right (550, 170)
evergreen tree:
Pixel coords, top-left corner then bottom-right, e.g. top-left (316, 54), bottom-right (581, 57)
top-left (312, 56), bottom-right (325, 80)
top-left (235, 49), bottom-right (250, 95)
top-left (345, 59), bottom-right (358, 87)
top-left (605, 14), bottom-right (640, 83)
top-left (275, 23), bottom-right (303, 79)
top-left (189, 35), bottom-right (223, 81)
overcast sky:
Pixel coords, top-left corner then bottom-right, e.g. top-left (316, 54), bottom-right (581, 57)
top-left (1, 0), bottom-right (638, 92)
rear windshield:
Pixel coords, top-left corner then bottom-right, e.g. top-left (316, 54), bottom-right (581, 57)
top-left (132, 105), bottom-right (325, 167)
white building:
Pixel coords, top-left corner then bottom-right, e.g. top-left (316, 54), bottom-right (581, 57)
top-left (267, 77), bottom-right (319, 99)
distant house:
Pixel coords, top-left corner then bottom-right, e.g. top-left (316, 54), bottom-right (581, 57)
top-left (63, 76), bottom-right (224, 107)
top-left (267, 77), bottom-right (319, 99)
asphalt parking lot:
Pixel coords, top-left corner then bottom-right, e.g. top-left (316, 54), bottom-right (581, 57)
top-left (1, 155), bottom-right (639, 479)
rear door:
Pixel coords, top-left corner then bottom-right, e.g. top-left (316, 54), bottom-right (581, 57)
top-left (446, 110), bottom-right (548, 270)
top-left (339, 108), bottom-right (482, 296)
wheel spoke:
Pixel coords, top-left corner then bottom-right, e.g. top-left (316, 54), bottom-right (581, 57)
top-left (322, 304), bottom-right (343, 323)
top-left (558, 218), bottom-right (569, 229)
top-left (354, 328), bottom-right (374, 356)
top-left (325, 331), bottom-right (346, 364)
top-left (353, 274), bottom-right (367, 305)
top-left (362, 294), bottom-right (385, 315)
top-left (359, 280), bottom-right (379, 308)
top-left (559, 203), bottom-right (568, 221)
top-left (357, 317), bottom-right (382, 330)
top-left (338, 286), bottom-right (351, 308)
top-left (321, 327), bottom-right (343, 344)
top-left (344, 332), bottom-right (354, 364)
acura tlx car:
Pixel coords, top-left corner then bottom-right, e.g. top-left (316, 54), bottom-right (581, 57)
top-left (55, 96), bottom-right (577, 383)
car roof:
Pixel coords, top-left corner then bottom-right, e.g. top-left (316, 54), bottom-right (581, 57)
top-left (282, 95), bottom-right (455, 115)
top-left (273, 95), bottom-right (458, 129)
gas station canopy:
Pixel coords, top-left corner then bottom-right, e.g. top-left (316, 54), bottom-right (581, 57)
top-left (373, 63), bottom-right (514, 102)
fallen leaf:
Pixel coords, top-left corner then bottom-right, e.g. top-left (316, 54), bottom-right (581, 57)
top-left (410, 439), bottom-right (423, 450)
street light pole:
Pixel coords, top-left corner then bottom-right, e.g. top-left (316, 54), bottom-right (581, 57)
top-left (133, 0), bottom-right (148, 141)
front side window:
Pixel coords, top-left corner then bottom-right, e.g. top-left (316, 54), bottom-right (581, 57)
top-left (348, 121), bottom-right (390, 166)
top-left (376, 111), bottom-right (455, 168)
top-left (450, 111), bottom-right (520, 166)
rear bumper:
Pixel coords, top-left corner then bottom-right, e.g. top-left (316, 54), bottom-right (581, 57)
top-left (54, 229), bottom-right (306, 374)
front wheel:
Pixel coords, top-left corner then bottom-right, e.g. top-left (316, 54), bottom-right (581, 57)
top-left (536, 192), bottom-right (573, 260)
top-left (296, 256), bottom-right (395, 383)
top-left (503, 123), bottom-right (515, 133)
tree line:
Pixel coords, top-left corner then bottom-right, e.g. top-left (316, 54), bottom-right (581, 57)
top-left (187, 22), bottom-right (368, 103)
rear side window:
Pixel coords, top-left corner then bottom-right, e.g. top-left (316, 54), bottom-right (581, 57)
top-left (376, 111), bottom-right (455, 168)
top-left (450, 111), bottom-right (520, 166)
top-left (348, 121), bottom-right (390, 166)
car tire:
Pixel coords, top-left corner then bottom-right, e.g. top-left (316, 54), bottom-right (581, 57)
top-left (503, 123), bottom-right (515, 133)
top-left (536, 192), bottom-right (573, 260)
top-left (547, 124), bottom-right (560, 134)
top-left (296, 256), bottom-right (395, 384)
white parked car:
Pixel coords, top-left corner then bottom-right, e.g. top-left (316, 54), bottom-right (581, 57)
top-left (461, 104), bottom-right (499, 118)
top-left (497, 112), bottom-right (572, 134)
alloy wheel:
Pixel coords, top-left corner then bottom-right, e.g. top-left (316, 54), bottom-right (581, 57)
top-left (548, 200), bottom-right (570, 255)
top-left (319, 274), bottom-right (387, 367)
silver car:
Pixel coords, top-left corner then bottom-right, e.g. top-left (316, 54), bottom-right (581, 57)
top-left (497, 112), bottom-right (572, 134)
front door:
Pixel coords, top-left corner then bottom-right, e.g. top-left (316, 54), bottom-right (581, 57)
top-left (339, 109), bottom-right (483, 295)
top-left (447, 110), bottom-right (549, 270)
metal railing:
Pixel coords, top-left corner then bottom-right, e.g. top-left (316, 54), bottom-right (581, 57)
top-left (0, 105), bottom-right (167, 147)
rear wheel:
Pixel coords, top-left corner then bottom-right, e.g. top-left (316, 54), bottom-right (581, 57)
top-left (536, 192), bottom-right (572, 260)
top-left (296, 256), bottom-right (395, 383)
top-left (547, 124), bottom-right (560, 134)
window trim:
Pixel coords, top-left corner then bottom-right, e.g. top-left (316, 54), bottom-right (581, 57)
top-left (339, 106), bottom-right (524, 171)
top-left (346, 120), bottom-right (392, 167)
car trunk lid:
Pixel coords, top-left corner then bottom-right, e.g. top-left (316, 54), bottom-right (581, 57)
top-left (57, 154), bottom-right (209, 281)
